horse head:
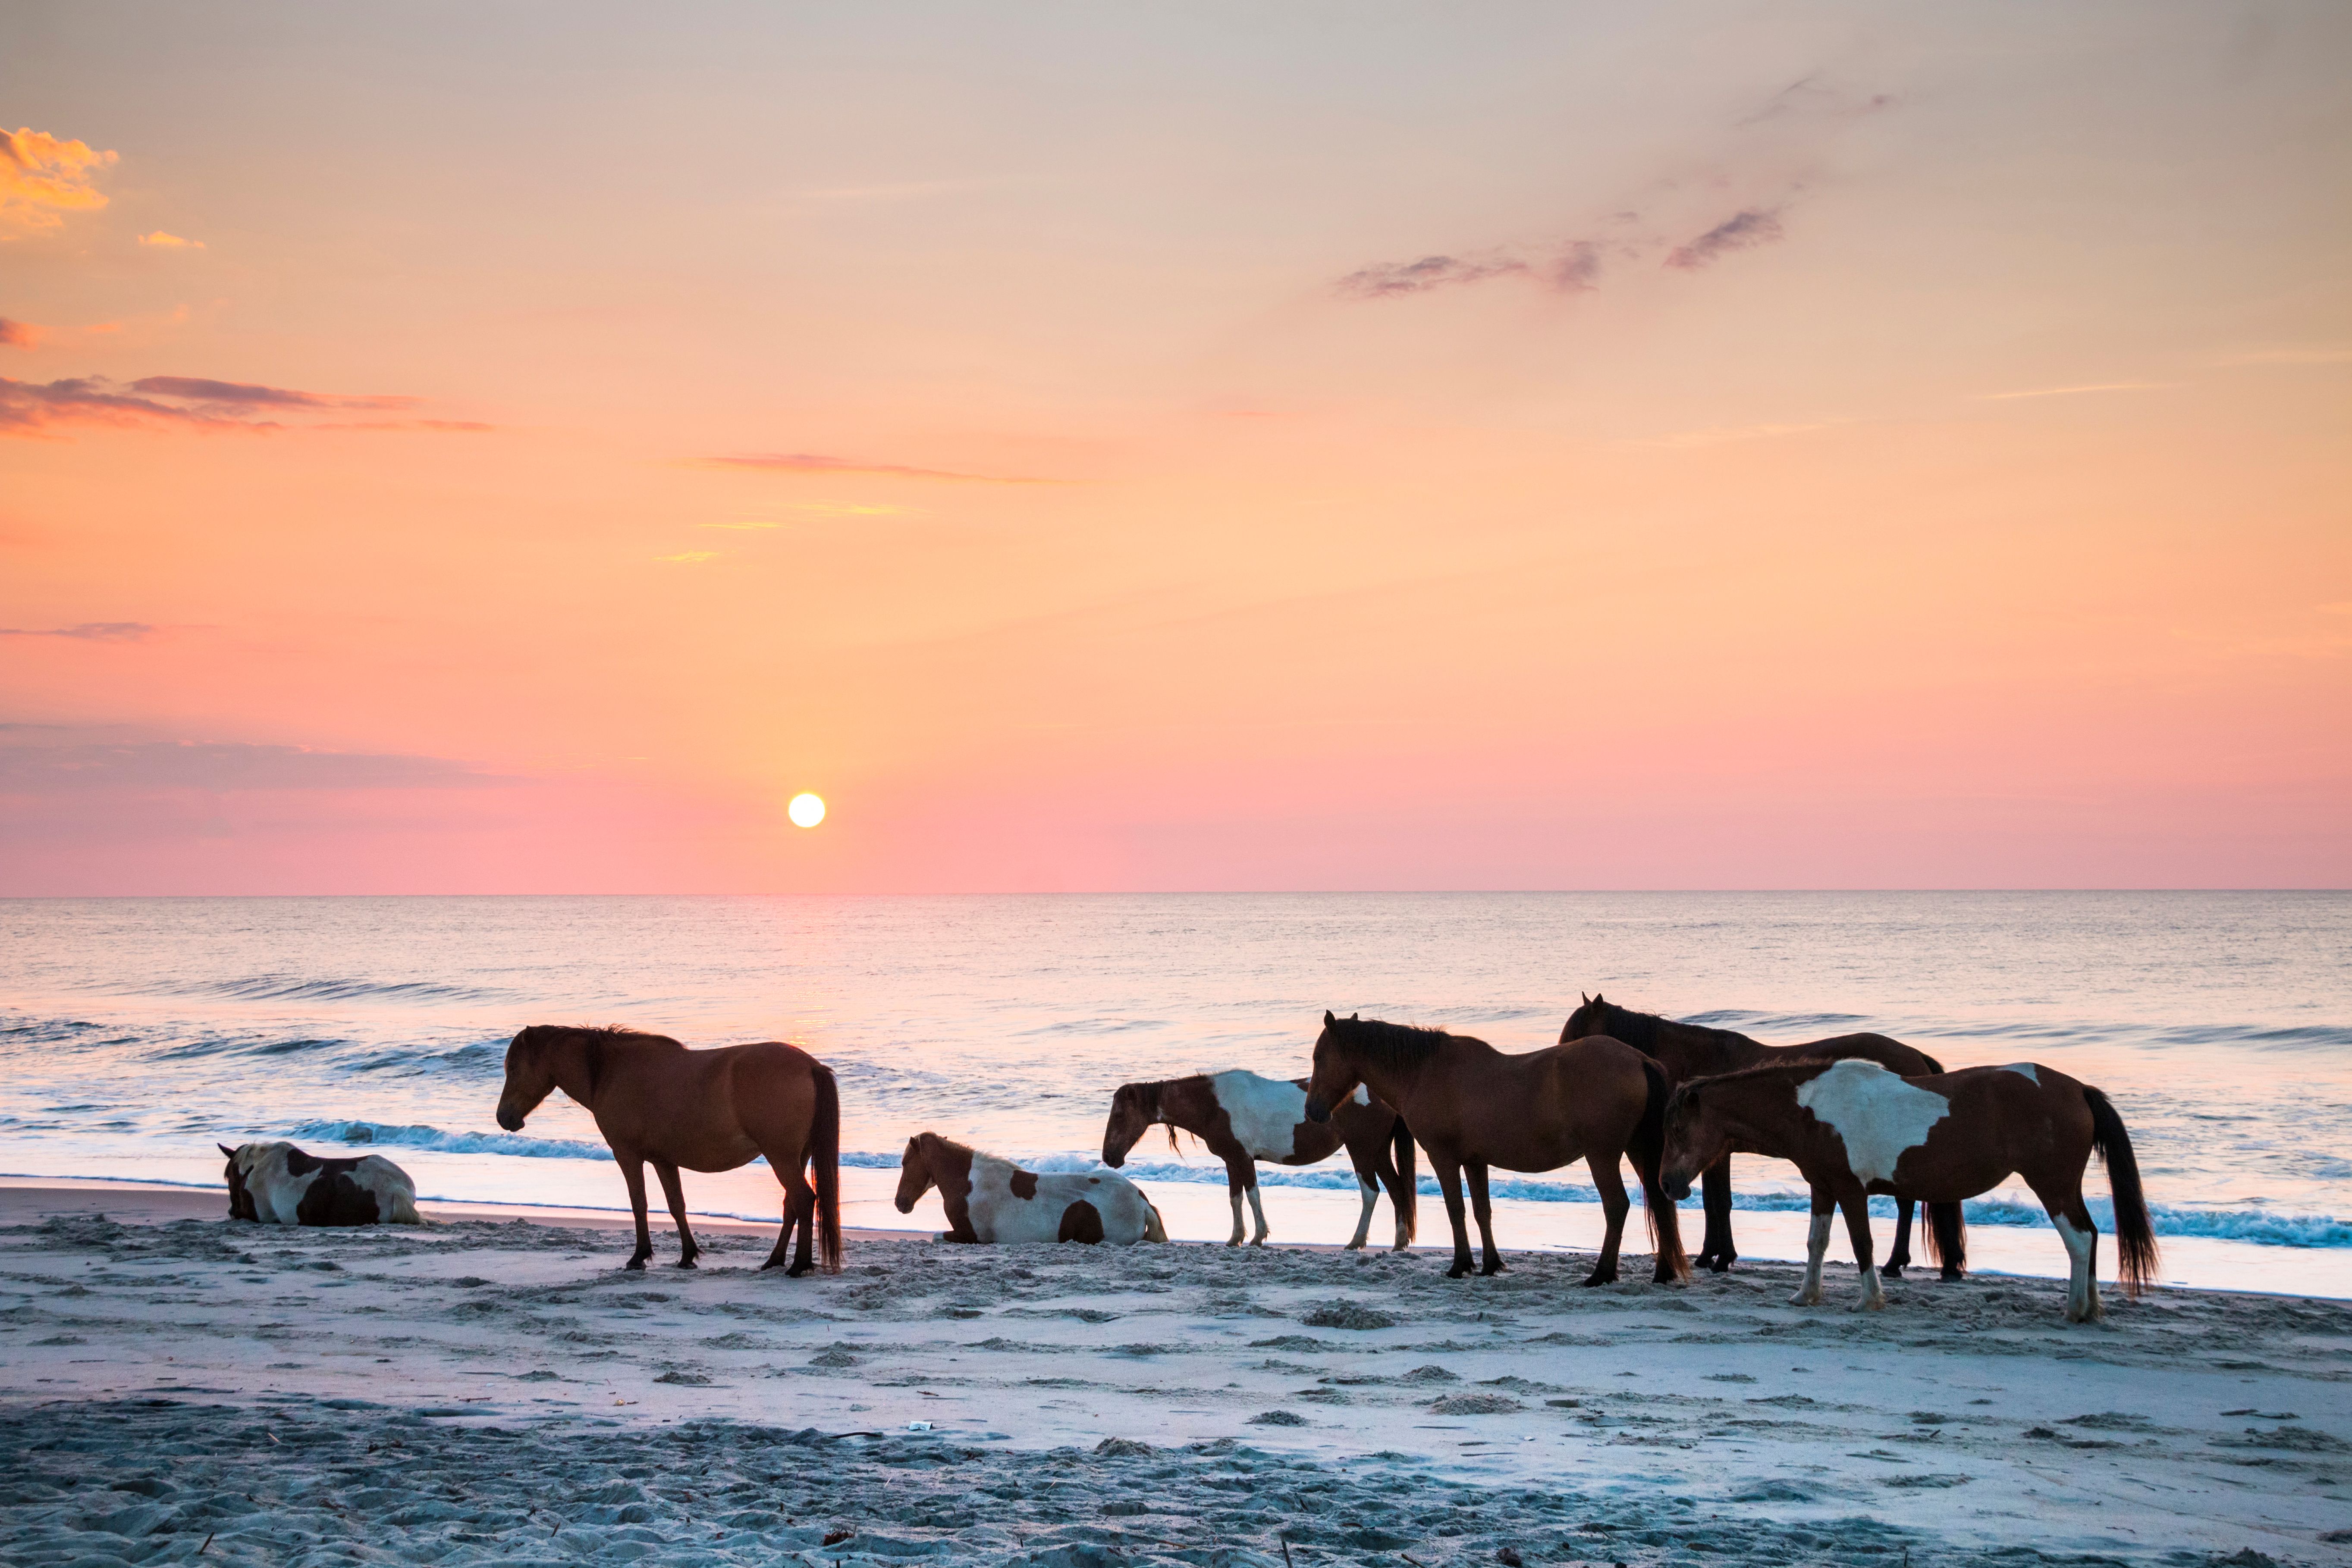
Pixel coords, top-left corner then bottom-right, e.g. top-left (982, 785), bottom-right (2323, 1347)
top-left (893, 1135), bottom-right (933, 1213)
top-left (1658, 1079), bottom-right (1731, 1203)
top-left (1100, 1084), bottom-right (1157, 1168)
top-left (1303, 1010), bottom-right (1363, 1123)
top-left (495, 1025), bottom-right (562, 1132)
top-left (1560, 992), bottom-right (1607, 1044)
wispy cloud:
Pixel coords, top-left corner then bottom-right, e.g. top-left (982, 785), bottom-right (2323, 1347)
top-left (2, 373), bottom-right (471, 438)
top-left (655, 550), bottom-right (716, 564)
top-left (1664, 208), bottom-right (1785, 270)
top-left (1335, 253), bottom-right (1532, 299)
top-left (0, 735), bottom-right (508, 793)
top-left (136, 230), bottom-right (203, 250)
top-left (1975, 381), bottom-right (2178, 402)
top-left (0, 621), bottom-right (157, 641)
top-left (709, 452), bottom-right (1055, 484)
top-left (0, 317), bottom-right (36, 349)
top-left (0, 127), bottom-right (116, 236)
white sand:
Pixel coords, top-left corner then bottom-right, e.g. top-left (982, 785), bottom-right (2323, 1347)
top-left (3, 1184), bottom-right (2347, 1567)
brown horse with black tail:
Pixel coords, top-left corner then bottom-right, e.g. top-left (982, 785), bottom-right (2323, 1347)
top-left (1563, 994), bottom-right (1963, 1279)
top-left (1101, 1069), bottom-right (1416, 1250)
top-left (1660, 1058), bottom-right (2158, 1321)
top-left (1304, 1012), bottom-right (1687, 1286)
top-left (494, 1025), bottom-right (842, 1275)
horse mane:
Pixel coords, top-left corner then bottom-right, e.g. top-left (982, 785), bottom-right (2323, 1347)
top-left (1592, 1000), bottom-right (1753, 1056)
top-left (1328, 1016), bottom-right (1460, 1072)
top-left (1677, 1057), bottom-right (1845, 1096)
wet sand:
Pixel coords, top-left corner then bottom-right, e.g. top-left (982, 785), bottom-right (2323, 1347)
top-left (3, 1185), bottom-right (2347, 1566)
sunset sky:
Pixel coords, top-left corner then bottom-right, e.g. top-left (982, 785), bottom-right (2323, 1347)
top-left (3, 2), bottom-right (2347, 893)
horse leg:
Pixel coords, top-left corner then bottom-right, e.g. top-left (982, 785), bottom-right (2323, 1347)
top-left (651, 1160), bottom-right (698, 1268)
top-left (1223, 1162), bottom-right (1248, 1246)
top-left (619, 1156), bottom-right (654, 1270)
top-left (2036, 1183), bottom-right (2101, 1323)
top-left (1430, 1155), bottom-right (1474, 1278)
top-left (1791, 1189), bottom-right (1834, 1307)
top-left (1585, 1154), bottom-right (1631, 1288)
top-left (764, 1161), bottom-right (817, 1275)
top-left (1344, 1167), bottom-right (1379, 1251)
top-left (1839, 1187), bottom-right (1884, 1311)
top-left (1699, 1157), bottom-right (1737, 1273)
top-left (1882, 1198), bottom-right (1914, 1278)
top-left (1245, 1179), bottom-right (1271, 1247)
top-left (1466, 1162), bottom-right (1504, 1276)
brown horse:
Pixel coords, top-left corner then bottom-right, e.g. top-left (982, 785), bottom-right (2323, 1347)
top-left (1563, 993), bottom-right (1961, 1279)
top-left (494, 1025), bottom-right (842, 1275)
top-left (1303, 1012), bottom-right (1687, 1286)
top-left (1101, 1069), bottom-right (1416, 1249)
top-left (1660, 1058), bottom-right (2158, 1321)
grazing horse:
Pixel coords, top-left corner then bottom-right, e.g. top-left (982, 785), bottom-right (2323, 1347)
top-left (895, 1132), bottom-right (1168, 1245)
top-left (220, 1142), bottom-right (422, 1226)
top-left (493, 1025), bottom-right (842, 1275)
top-left (1303, 1012), bottom-right (1687, 1286)
top-left (1101, 1069), bottom-right (1417, 1250)
top-left (1660, 1058), bottom-right (2158, 1321)
top-left (1563, 993), bottom-right (1961, 1279)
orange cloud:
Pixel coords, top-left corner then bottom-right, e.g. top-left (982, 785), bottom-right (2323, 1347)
top-left (708, 452), bottom-right (1056, 483)
top-left (0, 317), bottom-right (36, 349)
top-left (136, 230), bottom-right (204, 249)
top-left (0, 127), bottom-right (117, 235)
top-left (0, 373), bottom-right (464, 438)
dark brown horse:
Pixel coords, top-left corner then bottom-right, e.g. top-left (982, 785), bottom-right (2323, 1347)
top-left (494, 1025), bottom-right (842, 1275)
top-left (1563, 994), bottom-right (1961, 1279)
top-left (1660, 1058), bottom-right (2158, 1321)
top-left (1304, 1012), bottom-right (1687, 1286)
top-left (1101, 1068), bottom-right (1416, 1249)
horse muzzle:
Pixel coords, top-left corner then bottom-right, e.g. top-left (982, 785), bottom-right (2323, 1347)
top-left (496, 1108), bottom-right (524, 1132)
top-left (1303, 1095), bottom-right (1332, 1125)
top-left (1663, 1173), bottom-right (1693, 1203)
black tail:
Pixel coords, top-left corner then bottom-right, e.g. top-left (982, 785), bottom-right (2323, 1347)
top-left (810, 1063), bottom-right (843, 1274)
top-left (1916, 1049), bottom-right (1947, 1075)
top-left (1631, 1056), bottom-right (1690, 1280)
top-left (2085, 1086), bottom-right (2157, 1295)
top-left (1923, 1200), bottom-right (1968, 1275)
top-left (1390, 1118), bottom-right (1418, 1244)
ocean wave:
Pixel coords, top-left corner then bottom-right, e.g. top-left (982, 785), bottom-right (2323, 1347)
top-left (132, 974), bottom-right (514, 1008)
top-left (283, 1120), bottom-right (611, 1161)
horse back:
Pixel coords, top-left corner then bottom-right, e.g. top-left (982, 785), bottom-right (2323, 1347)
top-left (1783, 1031), bottom-right (1941, 1077)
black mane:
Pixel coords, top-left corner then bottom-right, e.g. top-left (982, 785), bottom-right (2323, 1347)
top-left (1327, 1016), bottom-right (1463, 1072)
top-left (1593, 1000), bottom-right (1753, 1056)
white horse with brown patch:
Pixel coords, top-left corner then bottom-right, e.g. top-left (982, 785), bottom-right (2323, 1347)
top-left (894, 1132), bottom-right (1167, 1245)
top-left (221, 1142), bottom-right (424, 1227)
top-left (1101, 1069), bottom-right (1416, 1249)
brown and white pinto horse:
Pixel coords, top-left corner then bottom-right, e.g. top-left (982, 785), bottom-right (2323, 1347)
top-left (494, 1025), bottom-right (842, 1275)
top-left (1564, 994), bottom-right (1961, 1279)
top-left (1660, 1058), bottom-right (2159, 1321)
top-left (1304, 1012), bottom-right (1687, 1286)
top-left (1101, 1069), bottom-right (1416, 1250)
top-left (895, 1132), bottom-right (1167, 1245)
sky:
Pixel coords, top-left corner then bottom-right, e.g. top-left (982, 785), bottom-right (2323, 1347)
top-left (2, 1), bottom-right (2347, 894)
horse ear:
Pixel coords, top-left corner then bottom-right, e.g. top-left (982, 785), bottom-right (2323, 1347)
top-left (218, 1143), bottom-right (236, 1158)
top-left (1580, 992), bottom-right (1590, 1004)
top-left (1592, 993), bottom-right (1605, 1007)
top-left (1349, 1012), bottom-right (1359, 1021)
top-left (1323, 1010), bottom-right (1336, 1026)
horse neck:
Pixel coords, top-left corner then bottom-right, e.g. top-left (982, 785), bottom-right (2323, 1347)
top-left (1636, 1016), bottom-right (1760, 1079)
top-left (541, 1031), bottom-right (607, 1110)
top-left (1341, 1044), bottom-right (1430, 1112)
top-left (1153, 1077), bottom-right (1219, 1136)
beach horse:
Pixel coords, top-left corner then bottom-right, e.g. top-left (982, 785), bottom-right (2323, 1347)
top-left (895, 1131), bottom-right (1168, 1244)
top-left (1101, 1069), bottom-right (1417, 1250)
top-left (1563, 994), bottom-right (1962, 1279)
top-left (493, 1025), bottom-right (842, 1275)
top-left (1660, 1058), bottom-right (2158, 1321)
top-left (1304, 1012), bottom-right (1687, 1285)
top-left (221, 1141), bottom-right (423, 1226)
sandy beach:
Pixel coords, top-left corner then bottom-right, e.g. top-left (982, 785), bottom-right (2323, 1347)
top-left (4, 1184), bottom-right (2347, 1567)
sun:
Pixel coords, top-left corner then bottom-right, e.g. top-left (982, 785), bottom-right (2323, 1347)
top-left (787, 792), bottom-right (826, 829)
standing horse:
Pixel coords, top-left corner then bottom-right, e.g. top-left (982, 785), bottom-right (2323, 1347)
top-left (1101, 1069), bottom-right (1417, 1250)
top-left (895, 1132), bottom-right (1167, 1244)
top-left (494, 1025), bottom-right (842, 1275)
top-left (1303, 1012), bottom-right (1686, 1286)
top-left (1660, 1058), bottom-right (2158, 1321)
top-left (1563, 994), bottom-right (1961, 1278)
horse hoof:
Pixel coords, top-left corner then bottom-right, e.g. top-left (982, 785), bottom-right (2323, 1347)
top-left (1879, 1264), bottom-right (1904, 1279)
top-left (1788, 1290), bottom-right (1819, 1307)
top-left (1446, 1265), bottom-right (1472, 1279)
top-left (1579, 1271), bottom-right (1616, 1288)
top-left (1941, 1267), bottom-right (1965, 1283)
top-left (674, 1258), bottom-right (698, 1270)
top-left (1481, 1264), bottom-right (1506, 1277)
top-left (786, 1261), bottom-right (814, 1278)
top-left (1706, 1256), bottom-right (1733, 1274)
top-left (759, 1258), bottom-right (785, 1271)
top-left (624, 1257), bottom-right (649, 1271)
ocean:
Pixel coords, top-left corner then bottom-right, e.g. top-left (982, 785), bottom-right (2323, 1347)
top-left (3, 893), bottom-right (2347, 1292)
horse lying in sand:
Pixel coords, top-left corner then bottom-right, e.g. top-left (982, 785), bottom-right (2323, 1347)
top-left (1305, 1012), bottom-right (1687, 1286)
top-left (494, 1025), bottom-right (842, 1275)
top-left (1100, 1069), bottom-right (1416, 1250)
top-left (221, 1142), bottom-right (422, 1226)
top-left (896, 1131), bottom-right (1167, 1245)
top-left (1661, 1058), bottom-right (2158, 1321)
top-left (1563, 993), bottom-right (1962, 1279)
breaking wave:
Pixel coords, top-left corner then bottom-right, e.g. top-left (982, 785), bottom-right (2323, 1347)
top-left (283, 1120), bottom-right (610, 1161)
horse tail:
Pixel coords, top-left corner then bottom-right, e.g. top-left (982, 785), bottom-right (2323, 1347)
top-left (1142, 1196), bottom-right (1168, 1244)
top-left (1391, 1116), bottom-right (1418, 1244)
top-left (1632, 1054), bottom-right (1690, 1280)
top-left (810, 1060), bottom-right (844, 1274)
top-left (2086, 1086), bottom-right (2158, 1296)
top-left (1923, 1200), bottom-right (1967, 1275)
top-left (1915, 1048), bottom-right (1947, 1075)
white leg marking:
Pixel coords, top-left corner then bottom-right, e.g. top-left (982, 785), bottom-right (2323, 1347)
top-left (1226, 1187), bottom-right (1245, 1246)
top-left (1246, 1184), bottom-right (1269, 1246)
top-left (1346, 1178), bottom-right (1376, 1250)
top-left (1856, 1238), bottom-right (1887, 1313)
top-left (1793, 1211), bottom-right (1831, 1306)
top-left (2053, 1214), bottom-right (2098, 1322)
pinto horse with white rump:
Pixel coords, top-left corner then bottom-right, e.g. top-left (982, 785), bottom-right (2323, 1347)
top-left (494, 1025), bottom-right (842, 1275)
top-left (895, 1132), bottom-right (1167, 1245)
top-left (1303, 1012), bottom-right (1687, 1286)
top-left (1101, 1070), bottom-right (1416, 1250)
top-left (221, 1142), bottom-right (423, 1226)
top-left (1660, 1059), bottom-right (2158, 1321)
top-left (1563, 993), bottom-right (1959, 1279)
